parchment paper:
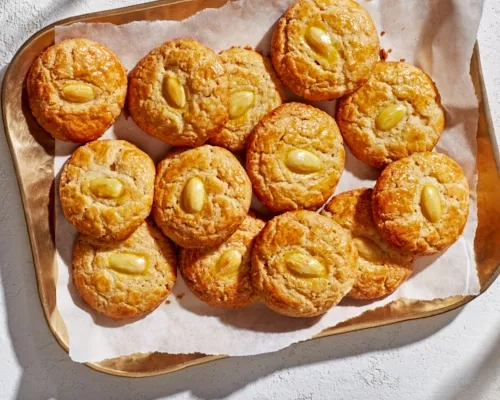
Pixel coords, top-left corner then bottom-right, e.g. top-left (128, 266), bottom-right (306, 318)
top-left (55, 0), bottom-right (484, 363)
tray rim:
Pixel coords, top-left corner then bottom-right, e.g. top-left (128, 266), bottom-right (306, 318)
top-left (2, 0), bottom-right (499, 378)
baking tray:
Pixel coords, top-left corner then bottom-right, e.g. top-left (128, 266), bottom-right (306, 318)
top-left (2, 0), bottom-right (500, 378)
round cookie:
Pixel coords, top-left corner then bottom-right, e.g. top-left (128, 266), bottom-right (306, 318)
top-left (179, 213), bottom-right (265, 308)
top-left (128, 38), bottom-right (229, 147)
top-left (209, 46), bottom-right (286, 152)
top-left (246, 102), bottom-right (345, 213)
top-left (251, 210), bottom-right (359, 317)
top-left (271, 0), bottom-right (379, 101)
top-left (372, 152), bottom-right (469, 255)
top-left (73, 221), bottom-right (177, 320)
top-left (60, 140), bottom-right (155, 241)
top-left (321, 188), bottom-right (412, 299)
top-left (27, 38), bottom-right (127, 142)
top-left (153, 145), bottom-right (252, 248)
top-left (336, 61), bottom-right (445, 168)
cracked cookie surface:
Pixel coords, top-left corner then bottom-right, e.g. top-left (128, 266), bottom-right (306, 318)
top-left (271, 0), bottom-right (379, 101)
top-left (128, 38), bottom-right (229, 147)
top-left (27, 38), bottom-right (127, 142)
top-left (246, 102), bottom-right (344, 213)
top-left (209, 46), bottom-right (286, 152)
top-left (73, 221), bottom-right (177, 320)
top-left (179, 213), bottom-right (265, 308)
top-left (336, 61), bottom-right (445, 168)
top-left (251, 210), bottom-right (359, 317)
top-left (60, 140), bottom-right (155, 241)
top-left (372, 152), bottom-right (469, 255)
top-left (322, 188), bottom-right (412, 299)
top-left (153, 145), bottom-right (252, 248)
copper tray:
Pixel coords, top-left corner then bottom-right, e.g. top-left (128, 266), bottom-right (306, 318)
top-left (3, 0), bottom-right (500, 378)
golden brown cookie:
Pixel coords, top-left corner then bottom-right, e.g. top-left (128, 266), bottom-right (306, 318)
top-left (271, 0), bottom-right (379, 101)
top-left (153, 145), bottom-right (252, 248)
top-left (372, 152), bottom-right (469, 255)
top-left (208, 46), bottom-right (286, 152)
top-left (128, 38), bottom-right (228, 147)
top-left (321, 188), bottom-right (412, 299)
top-left (60, 140), bottom-right (155, 241)
top-left (179, 213), bottom-right (265, 308)
top-left (73, 221), bottom-right (177, 320)
top-left (336, 62), bottom-right (445, 168)
top-left (27, 38), bottom-right (127, 142)
top-left (251, 210), bottom-right (359, 317)
top-left (246, 102), bottom-right (345, 213)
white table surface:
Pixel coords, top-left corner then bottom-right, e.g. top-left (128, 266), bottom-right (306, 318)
top-left (1, 1), bottom-right (499, 399)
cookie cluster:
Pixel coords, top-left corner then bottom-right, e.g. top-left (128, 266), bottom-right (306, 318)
top-left (28, 0), bottom-right (469, 320)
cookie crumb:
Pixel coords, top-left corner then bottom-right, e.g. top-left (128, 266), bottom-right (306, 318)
top-left (381, 31), bottom-right (386, 36)
top-left (176, 293), bottom-right (185, 300)
top-left (388, 49), bottom-right (393, 53)
top-left (400, 58), bottom-right (406, 62)
top-left (165, 300), bottom-right (171, 305)
top-left (379, 48), bottom-right (389, 61)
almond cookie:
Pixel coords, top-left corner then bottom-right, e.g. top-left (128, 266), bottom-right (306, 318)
top-left (27, 38), bottom-right (127, 142)
top-left (153, 145), bottom-right (252, 248)
top-left (208, 46), bottom-right (286, 152)
top-left (372, 152), bottom-right (469, 255)
top-left (179, 213), bottom-right (265, 308)
top-left (128, 38), bottom-right (228, 147)
top-left (60, 140), bottom-right (155, 241)
top-left (251, 210), bottom-right (359, 317)
top-left (322, 188), bottom-right (412, 299)
top-left (271, 0), bottom-right (379, 101)
top-left (336, 62), bottom-right (445, 168)
top-left (73, 221), bottom-right (177, 320)
top-left (246, 102), bottom-right (345, 213)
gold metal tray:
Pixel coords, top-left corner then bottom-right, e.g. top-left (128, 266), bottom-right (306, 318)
top-left (2, 0), bottom-right (500, 378)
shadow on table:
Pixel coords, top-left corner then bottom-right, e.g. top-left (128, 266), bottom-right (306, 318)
top-left (436, 314), bottom-right (500, 400)
top-left (0, 58), bottom-right (465, 400)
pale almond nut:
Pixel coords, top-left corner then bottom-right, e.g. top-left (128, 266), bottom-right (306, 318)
top-left (285, 251), bottom-right (326, 278)
top-left (375, 104), bottom-right (407, 131)
top-left (420, 184), bottom-right (442, 223)
top-left (216, 249), bottom-right (242, 278)
top-left (285, 149), bottom-right (322, 174)
top-left (108, 253), bottom-right (147, 275)
top-left (89, 178), bottom-right (124, 199)
top-left (305, 26), bottom-right (338, 62)
top-left (182, 177), bottom-right (205, 213)
top-left (61, 83), bottom-right (94, 103)
top-left (353, 237), bottom-right (385, 262)
top-left (163, 76), bottom-right (186, 109)
top-left (229, 91), bottom-right (255, 119)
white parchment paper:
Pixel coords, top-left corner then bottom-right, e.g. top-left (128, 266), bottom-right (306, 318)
top-left (54, 0), bottom-right (484, 362)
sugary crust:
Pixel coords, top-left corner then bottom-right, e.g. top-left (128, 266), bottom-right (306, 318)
top-left (27, 38), bottom-right (127, 142)
top-left (251, 210), bottom-right (359, 317)
top-left (153, 145), bottom-right (252, 248)
top-left (179, 213), bottom-right (265, 308)
top-left (321, 188), bottom-right (412, 299)
top-left (208, 46), bottom-right (286, 152)
top-left (59, 140), bottom-right (155, 242)
top-left (271, 0), bottom-right (379, 101)
top-left (246, 102), bottom-right (345, 212)
top-left (336, 62), bottom-right (445, 168)
top-left (372, 152), bottom-right (470, 255)
top-left (128, 38), bottom-right (229, 147)
top-left (73, 221), bottom-right (177, 320)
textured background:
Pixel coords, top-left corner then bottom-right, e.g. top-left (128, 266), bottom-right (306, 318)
top-left (0, 1), bottom-right (499, 399)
